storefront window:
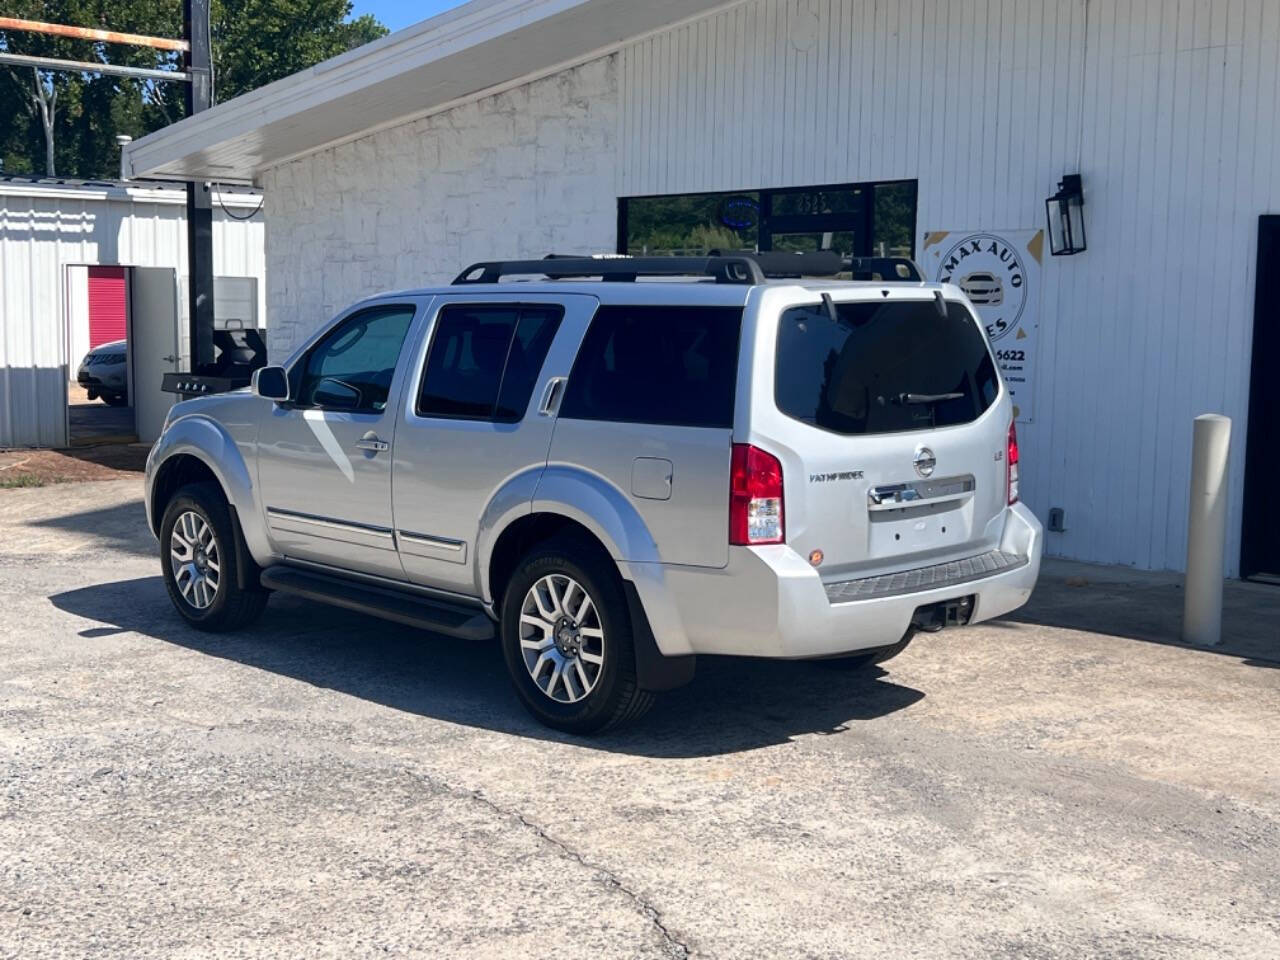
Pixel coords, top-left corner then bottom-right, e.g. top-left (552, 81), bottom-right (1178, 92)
top-left (770, 185), bottom-right (864, 217)
top-left (619, 181), bottom-right (917, 260)
top-left (872, 181), bottom-right (916, 258)
top-left (623, 192), bottom-right (759, 255)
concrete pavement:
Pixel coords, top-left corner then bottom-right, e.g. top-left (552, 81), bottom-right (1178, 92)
top-left (1, 478), bottom-right (1277, 958)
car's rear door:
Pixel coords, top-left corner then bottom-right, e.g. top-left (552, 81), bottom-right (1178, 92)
top-left (390, 293), bottom-right (596, 595)
top-left (546, 300), bottom-right (744, 569)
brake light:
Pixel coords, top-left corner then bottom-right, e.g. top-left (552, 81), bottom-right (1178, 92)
top-left (1007, 421), bottom-right (1020, 505)
top-left (730, 444), bottom-right (784, 545)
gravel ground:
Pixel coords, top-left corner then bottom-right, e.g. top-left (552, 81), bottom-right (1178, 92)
top-left (1, 478), bottom-right (1277, 959)
top-left (0, 444), bottom-right (148, 487)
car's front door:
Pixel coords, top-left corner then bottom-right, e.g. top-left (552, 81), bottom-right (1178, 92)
top-left (391, 294), bottom-right (595, 596)
top-left (257, 299), bottom-right (425, 579)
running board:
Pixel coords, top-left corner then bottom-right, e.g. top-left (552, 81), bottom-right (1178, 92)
top-left (260, 565), bottom-right (495, 641)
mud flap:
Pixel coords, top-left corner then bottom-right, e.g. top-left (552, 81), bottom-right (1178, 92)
top-left (228, 504), bottom-right (262, 592)
top-left (624, 581), bottom-right (696, 692)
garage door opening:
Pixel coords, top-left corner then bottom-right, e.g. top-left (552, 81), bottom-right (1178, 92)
top-left (69, 266), bottom-right (136, 446)
top-left (67, 265), bottom-right (182, 447)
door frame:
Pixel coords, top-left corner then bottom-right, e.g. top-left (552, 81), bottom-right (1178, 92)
top-left (1241, 215), bottom-right (1280, 580)
top-left (62, 262), bottom-right (142, 447)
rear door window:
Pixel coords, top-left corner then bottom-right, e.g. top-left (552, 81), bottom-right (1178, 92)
top-left (775, 299), bottom-right (999, 435)
top-left (417, 303), bottom-right (562, 421)
top-left (560, 305), bottom-right (742, 428)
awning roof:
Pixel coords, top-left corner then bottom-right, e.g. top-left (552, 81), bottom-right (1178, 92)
top-left (123, 0), bottom-right (729, 185)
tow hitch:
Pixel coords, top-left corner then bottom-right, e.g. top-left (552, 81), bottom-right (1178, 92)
top-left (912, 595), bottom-right (975, 632)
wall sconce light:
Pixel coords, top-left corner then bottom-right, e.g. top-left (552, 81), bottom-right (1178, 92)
top-left (1045, 173), bottom-right (1086, 256)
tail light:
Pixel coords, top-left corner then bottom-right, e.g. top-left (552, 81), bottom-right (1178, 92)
top-left (730, 443), bottom-right (784, 545)
top-left (1007, 420), bottom-right (1020, 505)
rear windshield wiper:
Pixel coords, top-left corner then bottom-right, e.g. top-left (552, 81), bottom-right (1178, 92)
top-left (896, 392), bottom-right (964, 405)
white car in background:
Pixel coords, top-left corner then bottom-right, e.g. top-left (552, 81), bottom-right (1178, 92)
top-left (77, 340), bottom-right (128, 406)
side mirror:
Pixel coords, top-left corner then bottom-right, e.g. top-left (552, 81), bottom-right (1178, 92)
top-left (252, 365), bottom-right (290, 402)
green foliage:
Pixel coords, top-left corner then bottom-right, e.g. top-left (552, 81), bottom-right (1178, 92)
top-left (625, 193), bottom-right (757, 255)
top-left (0, 474), bottom-right (45, 488)
top-left (0, 1), bottom-right (388, 179)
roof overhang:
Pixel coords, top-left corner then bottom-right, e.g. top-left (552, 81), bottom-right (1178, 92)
top-left (0, 175), bottom-right (260, 207)
top-left (123, 0), bottom-right (731, 185)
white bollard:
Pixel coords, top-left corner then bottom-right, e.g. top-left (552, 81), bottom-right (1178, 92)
top-left (1183, 414), bottom-right (1231, 646)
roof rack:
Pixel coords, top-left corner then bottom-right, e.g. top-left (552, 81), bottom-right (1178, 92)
top-left (451, 252), bottom-right (923, 286)
top-left (453, 255), bottom-right (765, 285)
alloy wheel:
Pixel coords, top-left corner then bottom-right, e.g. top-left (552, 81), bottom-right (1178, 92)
top-left (519, 573), bottom-right (605, 704)
top-left (170, 510), bottom-right (221, 610)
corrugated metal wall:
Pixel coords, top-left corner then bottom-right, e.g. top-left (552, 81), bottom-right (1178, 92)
top-left (0, 184), bottom-right (265, 448)
top-left (617, 0), bottom-right (1277, 575)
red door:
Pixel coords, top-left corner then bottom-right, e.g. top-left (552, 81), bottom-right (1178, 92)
top-left (87, 266), bottom-right (127, 349)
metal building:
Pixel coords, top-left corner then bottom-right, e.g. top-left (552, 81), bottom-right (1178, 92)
top-left (121, 0), bottom-right (1280, 578)
top-left (0, 176), bottom-right (265, 448)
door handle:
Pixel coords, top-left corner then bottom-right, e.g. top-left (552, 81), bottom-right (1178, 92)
top-left (355, 435), bottom-right (390, 453)
top-left (539, 376), bottom-right (568, 416)
top-left (162, 354), bottom-right (178, 363)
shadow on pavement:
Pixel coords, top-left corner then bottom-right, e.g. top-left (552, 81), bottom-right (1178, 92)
top-left (57, 441), bottom-right (149, 472)
top-left (1004, 563), bottom-right (1280, 669)
top-left (49, 575), bottom-right (925, 758)
top-left (29, 499), bottom-right (153, 557)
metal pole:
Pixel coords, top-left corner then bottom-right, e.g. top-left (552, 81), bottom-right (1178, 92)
top-left (1183, 414), bottom-right (1231, 646)
top-left (0, 52), bottom-right (189, 82)
top-left (183, 0), bottom-right (215, 375)
top-left (0, 16), bottom-right (190, 51)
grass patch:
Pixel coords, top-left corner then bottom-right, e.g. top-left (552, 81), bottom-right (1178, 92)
top-left (0, 474), bottom-right (46, 489)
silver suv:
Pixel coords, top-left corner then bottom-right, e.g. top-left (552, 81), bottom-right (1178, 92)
top-left (145, 254), bottom-right (1042, 733)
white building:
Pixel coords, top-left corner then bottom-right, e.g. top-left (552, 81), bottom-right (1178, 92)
top-left (0, 176), bottom-right (265, 448)
top-left (122, 0), bottom-right (1280, 579)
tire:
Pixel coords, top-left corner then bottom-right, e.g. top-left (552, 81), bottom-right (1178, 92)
top-left (820, 629), bottom-right (915, 671)
top-left (159, 482), bottom-right (268, 632)
top-left (86, 388), bottom-right (98, 401)
top-left (103, 393), bottom-right (128, 407)
top-left (499, 536), bottom-right (652, 734)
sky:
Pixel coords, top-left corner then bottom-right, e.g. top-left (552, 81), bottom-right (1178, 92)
top-left (351, 0), bottom-right (468, 33)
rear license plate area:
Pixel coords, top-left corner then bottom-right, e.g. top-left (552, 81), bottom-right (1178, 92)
top-left (868, 499), bottom-right (969, 556)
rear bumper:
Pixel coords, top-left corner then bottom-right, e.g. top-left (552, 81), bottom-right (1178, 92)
top-left (636, 502), bottom-right (1042, 658)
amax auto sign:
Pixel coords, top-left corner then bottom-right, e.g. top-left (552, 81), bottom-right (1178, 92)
top-left (922, 229), bottom-right (1044, 422)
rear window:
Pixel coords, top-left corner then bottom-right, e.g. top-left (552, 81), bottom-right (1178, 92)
top-left (775, 299), bottom-right (999, 435)
top-left (560, 305), bottom-right (742, 428)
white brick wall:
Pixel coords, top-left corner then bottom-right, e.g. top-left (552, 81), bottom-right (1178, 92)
top-left (262, 55), bottom-right (619, 357)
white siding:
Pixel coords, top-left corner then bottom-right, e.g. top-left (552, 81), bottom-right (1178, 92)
top-left (261, 57), bottom-right (618, 358)
top-left (253, 0), bottom-right (1272, 575)
top-left (617, 0), bottom-right (1277, 575)
top-left (0, 184), bottom-right (265, 448)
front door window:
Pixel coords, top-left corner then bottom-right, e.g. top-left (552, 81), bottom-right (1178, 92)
top-left (291, 305), bottom-right (416, 413)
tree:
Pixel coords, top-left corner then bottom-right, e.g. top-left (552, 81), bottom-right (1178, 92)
top-left (28, 69), bottom-right (58, 175)
top-left (0, 1), bottom-right (388, 180)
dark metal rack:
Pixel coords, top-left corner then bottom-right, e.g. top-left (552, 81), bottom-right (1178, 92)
top-left (455, 255), bottom-right (765, 286)
top-left (453, 252), bottom-right (923, 286)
